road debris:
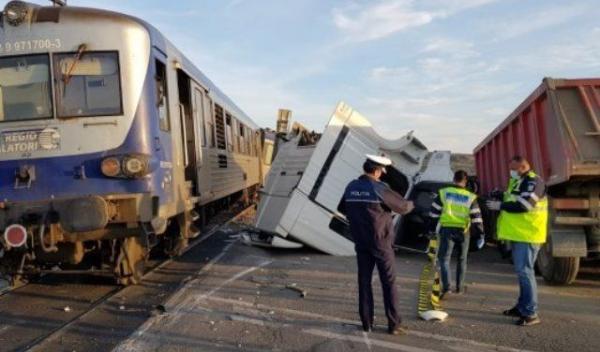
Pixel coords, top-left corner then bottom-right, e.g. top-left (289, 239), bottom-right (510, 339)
top-left (153, 304), bottom-right (166, 315)
top-left (285, 283), bottom-right (307, 298)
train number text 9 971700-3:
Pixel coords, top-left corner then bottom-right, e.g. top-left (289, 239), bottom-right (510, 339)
top-left (0, 39), bottom-right (62, 53)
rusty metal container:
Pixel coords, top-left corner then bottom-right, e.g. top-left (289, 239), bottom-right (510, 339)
top-left (474, 77), bottom-right (600, 285)
top-left (474, 78), bottom-right (600, 192)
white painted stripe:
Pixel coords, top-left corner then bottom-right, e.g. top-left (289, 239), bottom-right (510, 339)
top-left (362, 331), bottom-right (373, 352)
top-left (205, 296), bottom-right (537, 352)
top-left (195, 260), bottom-right (272, 301)
top-left (407, 330), bottom-right (536, 352)
top-left (116, 229), bottom-right (271, 352)
top-left (304, 329), bottom-right (436, 352)
top-left (115, 241), bottom-right (238, 352)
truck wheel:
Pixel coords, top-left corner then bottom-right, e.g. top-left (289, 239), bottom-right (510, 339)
top-left (537, 241), bottom-right (580, 285)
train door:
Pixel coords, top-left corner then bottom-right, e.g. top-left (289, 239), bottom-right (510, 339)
top-left (154, 56), bottom-right (174, 204)
top-left (191, 83), bottom-right (211, 197)
top-left (176, 69), bottom-right (199, 195)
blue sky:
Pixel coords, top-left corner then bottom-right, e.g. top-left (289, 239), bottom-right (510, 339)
top-left (18, 0), bottom-right (600, 152)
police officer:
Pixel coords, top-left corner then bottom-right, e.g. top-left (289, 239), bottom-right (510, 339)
top-left (428, 170), bottom-right (485, 298)
top-left (486, 156), bottom-right (548, 326)
top-left (340, 155), bottom-right (414, 335)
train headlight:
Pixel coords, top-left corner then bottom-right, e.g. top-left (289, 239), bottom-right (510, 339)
top-left (4, 1), bottom-right (29, 26)
top-left (122, 155), bottom-right (149, 178)
top-left (101, 157), bottom-right (121, 177)
top-left (101, 154), bottom-right (151, 179)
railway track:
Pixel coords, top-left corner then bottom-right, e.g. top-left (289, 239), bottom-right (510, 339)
top-left (0, 205), bottom-right (255, 352)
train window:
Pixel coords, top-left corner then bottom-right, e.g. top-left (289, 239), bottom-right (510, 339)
top-left (154, 60), bottom-right (170, 131)
top-left (226, 113), bottom-right (234, 152)
top-left (204, 97), bottom-right (215, 147)
top-left (247, 128), bottom-right (253, 156)
top-left (0, 54), bottom-right (53, 122)
top-left (232, 117), bottom-right (239, 153)
top-left (54, 51), bottom-right (123, 118)
top-left (214, 104), bottom-right (226, 149)
top-left (257, 132), bottom-right (262, 157)
top-left (193, 88), bottom-right (206, 146)
top-left (239, 122), bottom-right (246, 154)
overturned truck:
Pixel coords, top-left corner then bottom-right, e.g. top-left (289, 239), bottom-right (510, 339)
top-left (251, 102), bottom-right (454, 255)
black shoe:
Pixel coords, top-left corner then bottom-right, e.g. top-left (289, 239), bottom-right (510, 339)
top-left (503, 306), bottom-right (522, 317)
top-left (440, 290), bottom-right (451, 300)
top-left (516, 316), bottom-right (541, 326)
top-left (362, 323), bottom-right (374, 332)
top-left (388, 325), bottom-right (408, 335)
top-left (455, 286), bottom-right (467, 295)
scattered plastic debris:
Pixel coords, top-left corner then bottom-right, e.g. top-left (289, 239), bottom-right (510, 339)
top-left (63, 306), bottom-right (71, 312)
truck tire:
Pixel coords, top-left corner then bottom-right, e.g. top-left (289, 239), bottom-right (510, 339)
top-left (537, 241), bottom-right (580, 285)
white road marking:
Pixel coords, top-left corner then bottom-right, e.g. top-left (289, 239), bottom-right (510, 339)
top-left (114, 241), bottom-right (237, 352)
top-left (116, 234), bottom-right (271, 352)
top-left (407, 330), bottom-right (537, 352)
top-left (304, 329), bottom-right (437, 352)
top-left (222, 315), bottom-right (429, 352)
top-left (193, 260), bottom-right (272, 302)
top-left (362, 331), bottom-right (373, 352)
top-left (205, 296), bottom-right (537, 352)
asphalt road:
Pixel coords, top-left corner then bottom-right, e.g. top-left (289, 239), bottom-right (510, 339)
top-left (111, 224), bottom-right (600, 352)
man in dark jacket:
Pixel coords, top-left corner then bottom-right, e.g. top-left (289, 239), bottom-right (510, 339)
top-left (340, 155), bottom-right (414, 335)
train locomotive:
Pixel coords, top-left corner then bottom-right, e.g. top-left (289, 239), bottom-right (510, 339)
top-left (0, 1), bottom-right (269, 285)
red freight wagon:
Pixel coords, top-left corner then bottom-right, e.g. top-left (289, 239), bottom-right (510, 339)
top-left (474, 78), bottom-right (600, 285)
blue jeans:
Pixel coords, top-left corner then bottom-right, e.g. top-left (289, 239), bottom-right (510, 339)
top-left (511, 242), bottom-right (540, 317)
top-left (437, 227), bottom-right (470, 292)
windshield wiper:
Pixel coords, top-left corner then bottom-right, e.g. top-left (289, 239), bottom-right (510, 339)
top-left (62, 43), bottom-right (87, 85)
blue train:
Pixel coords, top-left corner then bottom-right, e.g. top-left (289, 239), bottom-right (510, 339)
top-left (0, 1), bottom-right (273, 284)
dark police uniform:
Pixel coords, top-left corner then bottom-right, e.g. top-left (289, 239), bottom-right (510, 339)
top-left (341, 174), bottom-right (413, 332)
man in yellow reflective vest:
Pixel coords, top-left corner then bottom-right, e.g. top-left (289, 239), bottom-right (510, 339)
top-left (486, 156), bottom-right (548, 326)
top-left (429, 170), bottom-right (485, 299)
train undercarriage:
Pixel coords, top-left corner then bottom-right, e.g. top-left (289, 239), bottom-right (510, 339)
top-left (0, 189), bottom-right (253, 287)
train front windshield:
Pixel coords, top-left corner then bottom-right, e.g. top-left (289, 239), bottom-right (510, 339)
top-left (0, 54), bottom-right (53, 122)
top-left (0, 52), bottom-right (122, 122)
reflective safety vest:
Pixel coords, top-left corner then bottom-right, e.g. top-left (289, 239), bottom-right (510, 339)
top-left (439, 187), bottom-right (477, 230)
top-left (497, 171), bottom-right (548, 244)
